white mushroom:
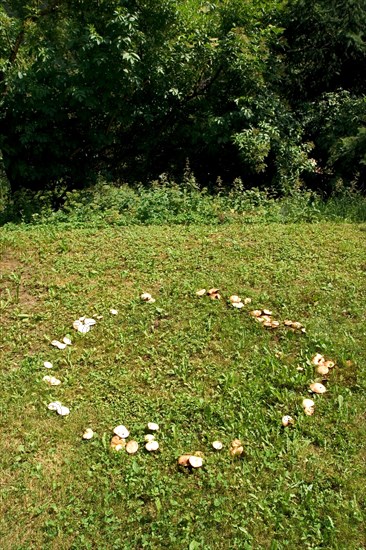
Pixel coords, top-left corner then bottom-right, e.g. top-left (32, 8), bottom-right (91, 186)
top-left (147, 422), bottom-right (159, 432)
top-left (232, 302), bottom-right (244, 309)
top-left (282, 415), bottom-right (294, 427)
top-left (212, 441), bottom-right (223, 450)
top-left (48, 401), bottom-right (62, 411)
top-left (43, 375), bottom-right (61, 386)
top-left (51, 340), bottom-right (67, 350)
top-left (113, 425), bottom-right (130, 439)
top-left (144, 434), bottom-right (155, 442)
top-left (63, 337), bottom-right (72, 345)
top-left (58, 406), bottom-right (70, 416)
top-left (110, 308), bottom-right (118, 315)
top-left (140, 293), bottom-right (152, 301)
top-left (311, 353), bottom-right (324, 366)
top-left (78, 324), bottom-right (90, 334)
top-left (43, 361), bottom-right (53, 369)
top-left (188, 455), bottom-right (203, 468)
top-left (82, 428), bottom-right (94, 440)
top-left (84, 318), bottom-right (96, 326)
top-left (145, 440), bottom-right (159, 452)
top-left (196, 289), bottom-right (206, 297)
top-left (229, 295), bottom-right (241, 304)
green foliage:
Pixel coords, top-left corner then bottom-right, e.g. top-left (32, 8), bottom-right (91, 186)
top-left (2, 179), bottom-right (366, 227)
top-left (0, 0), bottom-right (365, 195)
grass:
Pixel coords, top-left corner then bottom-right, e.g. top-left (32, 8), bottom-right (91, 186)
top-left (0, 221), bottom-right (366, 549)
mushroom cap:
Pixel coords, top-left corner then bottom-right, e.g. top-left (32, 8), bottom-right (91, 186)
top-left (43, 375), bottom-right (61, 386)
top-left (250, 310), bottom-right (263, 317)
top-left (229, 295), bottom-right (241, 304)
top-left (230, 438), bottom-right (242, 448)
top-left (207, 288), bottom-right (219, 295)
top-left (282, 415), bottom-right (294, 427)
top-left (311, 353), bottom-right (324, 366)
top-left (177, 454), bottom-right (191, 467)
top-left (58, 405), bottom-right (70, 416)
top-left (140, 293), bottom-right (152, 301)
top-left (291, 322), bottom-right (303, 329)
top-left (48, 401), bottom-right (62, 411)
top-left (324, 360), bottom-right (335, 369)
top-left (316, 365), bottom-right (329, 375)
top-left (144, 434), bottom-right (155, 442)
top-left (284, 320), bottom-right (293, 326)
top-left (44, 361), bottom-right (53, 369)
top-left (78, 324), bottom-right (90, 333)
top-left (126, 440), bottom-right (139, 455)
top-left (304, 406), bottom-right (315, 416)
top-left (82, 428), bottom-right (94, 440)
top-left (302, 398), bottom-right (315, 408)
top-left (243, 297), bottom-right (252, 305)
top-left (110, 308), bottom-right (118, 315)
top-left (84, 318), bottom-right (96, 326)
top-left (196, 289), bottom-right (206, 297)
top-left (147, 422), bottom-right (159, 432)
top-left (113, 425), bottom-right (130, 439)
top-left (262, 309), bottom-right (272, 316)
top-left (51, 340), bottom-right (67, 349)
top-left (212, 440), bottom-right (223, 450)
top-left (145, 440), bottom-right (159, 452)
top-left (230, 445), bottom-right (244, 457)
top-left (110, 435), bottom-right (124, 447)
top-left (232, 302), bottom-right (244, 309)
top-left (63, 337), bottom-right (72, 345)
top-left (188, 455), bottom-right (203, 468)
top-left (309, 382), bottom-right (327, 394)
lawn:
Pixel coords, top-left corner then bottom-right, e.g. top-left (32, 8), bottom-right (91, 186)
top-left (0, 222), bottom-right (365, 549)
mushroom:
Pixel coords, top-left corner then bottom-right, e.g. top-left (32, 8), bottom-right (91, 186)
top-left (232, 302), bottom-right (244, 309)
top-left (126, 440), bottom-right (139, 455)
top-left (147, 422), bottom-right (159, 432)
top-left (230, 445), bottom-right (244, 457)
top-left (309, 382), bottom-right (327, 394)
top-left (212, 441), bottom-right (223, 450)
top-left (84, 318), bottom-right (96, 326)
top-left (250, 310), bottom-right (263, 317)
top-left (51, 340), bottom-right (67, 350)
top-left (82, 428), bottom-right (94, 440)
top-left (144, 434), bottom-right (155, 442)
top-left (302, 398), bottom-right (315, 416)
top-left (43, 361), bottom-right (53, 369)
top-left (311, 353), bottom-right (324, 366)
top-left (188, 456), bottom-right (203, 468)
top-left (177, 454), bottom-right (192, 467)
top-left (282, 415), bottom-right (295, 427)
top-left (63, 337), bottom-right (72, 345)
top-left (43, 375), bottom-right (61, 386)
top-left (113, 425), bottom-right (130, 439)
top-left (196, 289), bottom-right (206, 297)
top-left (316, 365), bottom-right (329, 376)
top-left (145, 441), bottom-right (159, 452)
top-left (110, 308), bottom-right (118, 315)
top-left (243, 297), bottom-right (252, 305)
top-left (229, 295), bottom-right (241, 304)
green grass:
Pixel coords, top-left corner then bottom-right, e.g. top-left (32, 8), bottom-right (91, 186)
top-left (1, 221), bottom-right (366, 549)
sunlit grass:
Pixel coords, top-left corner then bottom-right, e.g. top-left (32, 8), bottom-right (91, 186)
top-left (0, 222), bottom-right (365, 548)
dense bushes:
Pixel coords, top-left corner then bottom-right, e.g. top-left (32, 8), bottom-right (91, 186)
top-left (0, 1), bottom-right (365, 195)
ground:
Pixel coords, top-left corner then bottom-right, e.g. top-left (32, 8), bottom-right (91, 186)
top-left (0, 222), bottom-right (365, 549)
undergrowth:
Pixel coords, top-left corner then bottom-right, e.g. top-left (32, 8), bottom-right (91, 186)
top-left (1, 177), bottom-right (366, 227)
